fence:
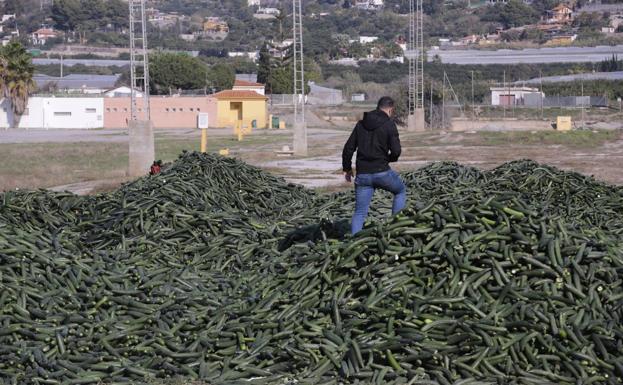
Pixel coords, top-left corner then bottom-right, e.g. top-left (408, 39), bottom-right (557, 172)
top-left (523, 95), bottom-right (609, 108)
top-left (269, 94), bottom-right (294, 106)
top-left (307, 91), bottom-right (344, 106)
top-left (269, 93), bottom-right (344, 106)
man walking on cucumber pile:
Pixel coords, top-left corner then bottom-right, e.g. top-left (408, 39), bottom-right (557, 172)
top-left (342, 96), bottom-right (406, 235)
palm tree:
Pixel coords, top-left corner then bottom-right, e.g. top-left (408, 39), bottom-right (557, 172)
top-left (0, 41), bottom-right (35, 128)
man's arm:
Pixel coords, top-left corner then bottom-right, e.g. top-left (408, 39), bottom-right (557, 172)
top-left (342, 125), bottom-right (359, 172)
top-left (388, 123), bottom-right (401, 162)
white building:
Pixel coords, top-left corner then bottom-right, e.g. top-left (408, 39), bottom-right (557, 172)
top-left (233, 79), bottom-right (265, 96)
top-left (248, 0), bottom-right (261, 6)
top-left (1, 14), bottom-right (15, 23)
top-left (258, 7), bottom-right (280, 15)
top-left (359, 36), bottom-right (379, 44)
top-left (0, 97), bottom-right (104, 129)
top-left (490, 87), bottom-right (544, 106)
top-left (228, 51), bottom-right (260, 62)
top-left (31, 28), bottom-right (58, 45)
top-left (355, 0), bottom-right (383, 10)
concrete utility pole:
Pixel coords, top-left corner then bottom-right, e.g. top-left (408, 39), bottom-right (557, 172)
top-left (407, 0), bottom-right (425, 132)
top-left (128, 0), bottom-right (154, 177)
top-left (292, 0), bottom-right (307, 156)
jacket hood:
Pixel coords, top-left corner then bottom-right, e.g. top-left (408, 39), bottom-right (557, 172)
top-left (361, 109), bottom-right (390, 131)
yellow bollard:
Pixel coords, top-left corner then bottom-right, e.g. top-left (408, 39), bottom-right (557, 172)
top-left (200, 127), bottom-right (208, 153)
top-left (236, 120), bottom-right (244, 141)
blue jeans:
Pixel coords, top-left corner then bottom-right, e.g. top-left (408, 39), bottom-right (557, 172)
top-left (352, 169), bottom-right (406, 234)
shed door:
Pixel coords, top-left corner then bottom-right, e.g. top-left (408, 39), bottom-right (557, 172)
top-left (500, 95), bottom-right (515, 106)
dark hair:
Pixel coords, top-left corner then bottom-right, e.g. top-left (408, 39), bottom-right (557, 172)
top-left (377, 96), bottom-right (395, 110)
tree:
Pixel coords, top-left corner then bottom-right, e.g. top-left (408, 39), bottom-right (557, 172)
top-left (257, 45), bottom-right (271, 86)
top-left (149, 52), bottom-right (209, 94)
top-left (52, 0), bottom-right (128, 35)
top-left (0, 42), bottom-right (35, 128)
top-left (52, 0), bottom-right (80, 31)
top-left (598, 55), bottom-right (622, 72)
top-left (207, 63), bottom-right (235, 91)
top-left (574, 12), bottom-right (607, 29)
top-left (105, 0), bottom-right (129, 31)
top-left (499, 0), bottom-right (539, 28)
top-left (267, 66), bottom-right (292, 94)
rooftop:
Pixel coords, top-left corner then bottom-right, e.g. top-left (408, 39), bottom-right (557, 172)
top-left (233, 79), bottom-right (264, 87)
top-left (212, 90), bottom-right (268, 100)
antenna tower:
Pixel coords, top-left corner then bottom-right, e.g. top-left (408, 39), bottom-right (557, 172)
top-left (129, 0), bottom-right (150, 121)
top-left (292, 0), bottom-right (307, 155)
top-left (407, 0), bottom-right (425, 131)
top-left (127, 0), bottom-right (154, 177)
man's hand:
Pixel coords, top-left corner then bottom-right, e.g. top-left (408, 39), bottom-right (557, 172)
top-left (344, 170), bottom-right (353, 183)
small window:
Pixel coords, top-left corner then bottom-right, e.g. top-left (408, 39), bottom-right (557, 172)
top-left (85, 108), bottom-right (96, 113)
top-left (165, 108), bottom-right (170, 112)
top-left (172, 108), bottom-right (176, 112)
top-left (179, 108), bottom-right (184, 112)
top-left (113, 108), bottom-right (118, 112)
top-left (190, 108), bottom-right (194, 112)
top-left (106, 108), bottom-right (111, 112)
top-left (138, 108), bottom-right (142, 112)
top-left (124, 108), bottom-right (128, 112)
top-left (197, 108), bottom-right (201, 112)
top-left (54, 112), bottom-right (71, 117)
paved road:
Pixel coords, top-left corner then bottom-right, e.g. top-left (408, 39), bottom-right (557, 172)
top-left (429, 45), bottom-right (623, 65)
top-left (33, 58), bottom-right (130, 67)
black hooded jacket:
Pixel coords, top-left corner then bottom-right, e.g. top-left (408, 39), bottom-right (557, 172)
top-left (342, 109), bottom-right (402, 174)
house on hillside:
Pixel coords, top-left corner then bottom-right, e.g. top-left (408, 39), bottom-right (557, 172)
top-left (148, 10), bottom-right (187, 29)
top-left (268, 39), bottom-right (293, 58)
top-left (546, 4), bottom-right (574, 24)
top-left (459, 34), bottom-right (480, 45)
top-left (1, 14), bottom-right (15, 23)
top-left (228, 51), bottom-right (260, 62)
top-left (203, 18), bottom-right (229, 33)
top-left (201, 17), bottom-right (229, 40)
top-left (354, 0), bottom-right (384, 11)
top-left (359, 36), bottom-right (379, 44)
top-left (31, 28), bottom-right (59, 45)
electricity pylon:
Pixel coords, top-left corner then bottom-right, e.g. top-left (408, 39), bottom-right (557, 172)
top-left (292, 0), bottom-right (307, 156)
top-left (128, 0), bottom-right (154, 177)
top-left (407, 0), bottom-right (425, 132)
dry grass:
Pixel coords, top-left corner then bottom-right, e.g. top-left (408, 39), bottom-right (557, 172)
top-left (0, 142), bottom-right (128, 192)
top-left (0, 133), bottom-right (291, 193)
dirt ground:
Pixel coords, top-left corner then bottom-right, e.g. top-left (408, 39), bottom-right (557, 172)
top-left (262, 127), bottom-right (623, 189)
top-left (1, 116), bottom-right (622, 194)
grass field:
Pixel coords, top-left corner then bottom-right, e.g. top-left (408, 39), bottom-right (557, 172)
top-left (1, 128), bottom-right (621, 193)
top-left (0, 133), bottom-right (288, 192)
